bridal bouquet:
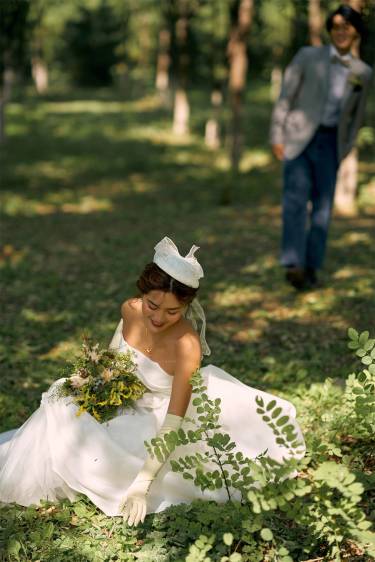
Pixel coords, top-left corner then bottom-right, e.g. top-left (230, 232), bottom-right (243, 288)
top-left (60, 337), bottom-right (146, 423)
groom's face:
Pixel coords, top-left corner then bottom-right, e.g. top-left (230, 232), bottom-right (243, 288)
top-left (330, 14), bottom-right (358, 55)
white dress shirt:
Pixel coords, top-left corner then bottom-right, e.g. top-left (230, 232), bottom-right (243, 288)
top-left (320, 45), bottom-right (352, 126)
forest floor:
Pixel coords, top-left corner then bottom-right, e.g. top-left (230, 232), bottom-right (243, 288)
top-left (0, 83), bottom-right (374, 561)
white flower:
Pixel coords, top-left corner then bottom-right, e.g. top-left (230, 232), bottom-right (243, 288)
top-left (70, 375), bottom-right (89, 389)
top-left (87, 343), bottom-right (100, 363)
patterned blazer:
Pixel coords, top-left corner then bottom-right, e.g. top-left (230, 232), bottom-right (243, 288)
top-left (270, 45), bottom-right (372, 161)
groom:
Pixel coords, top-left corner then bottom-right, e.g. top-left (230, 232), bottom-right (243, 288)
top-left (270, 4), bottom-right (372, 289)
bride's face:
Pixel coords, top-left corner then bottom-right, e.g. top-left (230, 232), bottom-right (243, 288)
top-left (142, 290), bottom-right (186, 333)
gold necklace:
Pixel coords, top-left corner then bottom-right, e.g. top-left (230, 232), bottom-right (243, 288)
top-left (144, 326), bottom-right (153, 354)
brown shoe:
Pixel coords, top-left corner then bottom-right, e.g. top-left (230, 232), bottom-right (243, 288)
top-left (285, 267), bottom-right (306, 290)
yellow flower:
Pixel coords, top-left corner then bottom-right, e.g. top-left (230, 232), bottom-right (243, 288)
top-left (102, 368), bottom-right (114, 382)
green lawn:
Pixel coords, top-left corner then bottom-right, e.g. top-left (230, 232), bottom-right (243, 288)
top-left (0, 84), bottom-right (374, 561)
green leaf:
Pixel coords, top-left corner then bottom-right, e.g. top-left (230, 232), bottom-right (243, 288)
top-left (357, 520), bottom-right (371, 530)
top-left (348, 482), bottom-right (363, 495)
top-left (362, 355), bottom-right (372, 365)
top-left (7, 538), bottom-right (21, 558)
top-left (223, 532), bottom-right (233, 546)
top-left (266, 399), bottom-right (277, 411)
top-left (271, 407), bottom-right (282, 419)
top-left (359, 331), bottom-right (369, 345)
top-left (348, 327), bottom-right (358, 340)
top-left (363, 338), bottom-right (375, 351)
top-left (348, 341), bottom-right (359, 349)
top-left (260, 528), bottom-right (273, 541)
top-left (255, 396), bottom-right (264, 407)
top-left (276, 415), bottom-right (289, 426)
top-left (356, 348), bottom-right (366, 357)
top-left (358, 371), bottom-right (368, 383)
top-left (229, 554), bottom-right (242, 562)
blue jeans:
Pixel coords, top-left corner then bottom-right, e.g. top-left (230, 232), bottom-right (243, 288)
top-left (281, 127), bottom-right (339, 270)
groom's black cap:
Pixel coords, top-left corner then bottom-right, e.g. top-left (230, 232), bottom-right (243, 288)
top-left (326, 4), bottom-right (365, 37)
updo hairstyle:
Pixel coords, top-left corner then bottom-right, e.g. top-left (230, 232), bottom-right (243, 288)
top-left (136, 263), bottom-right (198, 305)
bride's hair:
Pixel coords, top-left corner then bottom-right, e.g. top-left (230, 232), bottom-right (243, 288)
top-left (136, 263), bottom-right (198, 305)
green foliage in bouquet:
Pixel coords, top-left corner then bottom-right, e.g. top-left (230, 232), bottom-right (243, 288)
top-left (60, 338), bottom-right (146, 423)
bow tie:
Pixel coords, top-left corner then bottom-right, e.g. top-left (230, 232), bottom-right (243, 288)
top-left (331, 54), bottom-right (350, 68)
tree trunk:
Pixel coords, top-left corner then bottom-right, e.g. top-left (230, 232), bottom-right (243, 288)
top-left (334, 149), bottom-right (359, 215)
top-left (0, 51), bottom-right (14, 143)
top-left (334, 0), bottom-right (365, 215)
top-left (205, 89), bottom-right (222, 149)
top-left (227, 0), bottom-right (253, 174)
top-left (155, 28), bottom-right (171, 98)
top-left (308, 0), bottom-right (322, 46)
top-left (270, 65), bottom-right (282, 101)
top-left (31, 56), bottom-right (48, 93)
top-left (172, 1), bottom-right (190, 136)
top-left (173, 88), bottom-right (190, 135)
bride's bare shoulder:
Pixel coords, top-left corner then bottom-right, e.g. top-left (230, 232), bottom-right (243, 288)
top-left (121, 298), bottom-right (142, 321)
top-left (176, 327), bottom-right (201, 359)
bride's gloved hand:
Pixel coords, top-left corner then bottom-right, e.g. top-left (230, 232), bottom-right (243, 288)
top-left (119, 413), bottom-right (183, 526)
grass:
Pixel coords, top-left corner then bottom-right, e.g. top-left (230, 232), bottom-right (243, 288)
top-left (0, 81), bottom-right (374, 561)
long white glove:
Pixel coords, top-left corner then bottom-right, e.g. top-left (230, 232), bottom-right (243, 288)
top-left (119, 413), bottom-right (182, 526)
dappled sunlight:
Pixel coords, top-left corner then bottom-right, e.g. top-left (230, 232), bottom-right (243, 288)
top-left (45, 100), bottom-right (128, 114)
top-left (21, 308), bottom-right (73, 324)
top-left (7, 122), bottom-right (30, 136)
top-left (126, 125), bottom-right (195, 147)
top-left (333, 265), bottom-right (370, 279)
top-left (1, 192), bottom-right (113, 216)
top-left (44, 95), bottom-right (162, 116)
top-left (0, 244), bottom-right (27, 268)
top-left (40, 339), bottom-right (81, 361)
top-left (332, 231), bottom-right (372, 246)
top-left (239, 149), bottom-right (271, 172)
top-left (212, 286), bottom-right (263, 308)
top-left (14, 161), bottom-right (73, 183)
top-left (242, 255), bottom-right (278, 274)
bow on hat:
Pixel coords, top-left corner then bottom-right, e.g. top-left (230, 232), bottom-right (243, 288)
top-left (153, 237), bottom-right (204, 288)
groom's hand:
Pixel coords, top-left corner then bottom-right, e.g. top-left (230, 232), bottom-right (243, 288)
top-left (119, 479), bottom-right (151, 526)
top-left (272, 143), bottom-right (285, 161)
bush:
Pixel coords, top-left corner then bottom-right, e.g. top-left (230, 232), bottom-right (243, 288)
top-left (147, 329), bottom-right (375, 561)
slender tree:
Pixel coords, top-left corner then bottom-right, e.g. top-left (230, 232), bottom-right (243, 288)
top-left (308, 0), bottom-right (322, 46)
top-left (29, 0), bottom-right (49, 93)
top-left (0, 0), bottom-right (29, 143)
top-left (227, 0), bottom-right (253, 173)
top-left (334, 0), bottom-right (366, 215)
top-left (172, 0), bottom-right (194, 136)
top-left (204, 0), bottom-right (228, 149)
top-left (156, 20), bottom-right (172, 103)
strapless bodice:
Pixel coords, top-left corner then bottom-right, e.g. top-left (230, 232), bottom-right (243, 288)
top-left (118, 334), bottom-right (173, 396)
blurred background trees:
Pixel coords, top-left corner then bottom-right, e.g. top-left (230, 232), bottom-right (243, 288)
top-left (2, 0), bottom-right (374, 207)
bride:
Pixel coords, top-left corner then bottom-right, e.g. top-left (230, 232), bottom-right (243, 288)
top-left (0, 237), bottom-right (305, 526)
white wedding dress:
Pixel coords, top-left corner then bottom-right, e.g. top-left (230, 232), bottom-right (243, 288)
top-left (0, 321), bottom-right (305, 515)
